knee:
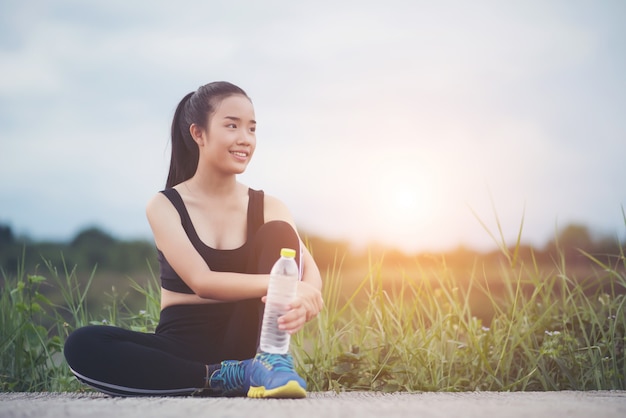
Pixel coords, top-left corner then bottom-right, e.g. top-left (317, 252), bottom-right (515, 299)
top-left (63, 325), bottom-right (101, 371)
top-left (256, 221), bottom-right (299, 256)
top-left (249, 221), bottom-right (301, 274)
top-left (256, 221), bottom-right (298, 244)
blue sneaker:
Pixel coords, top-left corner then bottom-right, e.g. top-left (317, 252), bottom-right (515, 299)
top-left (247, 352), bottom-right (307, 398)
top-left (208, 359), bottom-right (251, 397)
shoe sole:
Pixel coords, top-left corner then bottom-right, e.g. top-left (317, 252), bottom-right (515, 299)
top-left (247, 380), bottom-right (307, 399)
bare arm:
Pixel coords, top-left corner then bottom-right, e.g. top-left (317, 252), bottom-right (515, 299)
top-left (264, 194), bottom-right (324, 332)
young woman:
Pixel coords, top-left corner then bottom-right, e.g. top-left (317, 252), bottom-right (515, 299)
top-left (63, 81), bottom-right (324, 398)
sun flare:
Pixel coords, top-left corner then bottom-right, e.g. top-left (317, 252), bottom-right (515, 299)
top-left (363, 168), bottom-right (439, 250)
top-left (391, 186), bottom-right (419, 214)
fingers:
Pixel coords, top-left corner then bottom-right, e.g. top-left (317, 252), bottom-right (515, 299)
top-left (291, 295), bottom-right (322, 322)
top-left (277, 304), bottom-right (307, 334)
top-left (271, 282), bottom-right (325, 334)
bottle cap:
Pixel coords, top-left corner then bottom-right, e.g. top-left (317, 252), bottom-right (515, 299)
top-left (280, 248), bottom-right (296, 258)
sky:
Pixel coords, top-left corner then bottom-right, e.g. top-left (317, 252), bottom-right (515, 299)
top-left (1, 0), bottom-right (625, 253)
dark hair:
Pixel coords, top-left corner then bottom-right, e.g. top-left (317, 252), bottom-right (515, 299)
top-left (166, 81), bottom-right (250, 188)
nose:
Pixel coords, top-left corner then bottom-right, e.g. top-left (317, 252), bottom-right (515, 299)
top-left (237, 129), bottom-right (254, 145)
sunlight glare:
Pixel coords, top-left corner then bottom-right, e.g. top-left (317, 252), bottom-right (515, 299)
top-left (365, 165), bottom-right (440, 251)
top-left (392, 186), bottom-right (419, 214)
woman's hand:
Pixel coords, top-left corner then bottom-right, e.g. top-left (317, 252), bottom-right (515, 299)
top-left (263, 281), bottom-right (323, 335)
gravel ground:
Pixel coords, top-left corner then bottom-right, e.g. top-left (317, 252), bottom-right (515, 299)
top-left (1, 391), bottom-right (626, 418)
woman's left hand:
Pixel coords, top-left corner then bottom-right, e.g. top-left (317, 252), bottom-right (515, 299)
top-left (277, 298), bottom-right (309, 334)
top-left (262, 281), bottom-right (323, 334)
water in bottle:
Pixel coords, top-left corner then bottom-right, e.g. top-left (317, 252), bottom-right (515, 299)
top-left (259, 247), bottom-right (299, 354)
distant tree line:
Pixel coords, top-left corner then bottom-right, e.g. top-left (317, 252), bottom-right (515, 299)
top-left (1, 222), bottom-right (623, 317)
top-left (0, 225), bottom-right (158, 278)
top-left (306, 222), bottom-right (625, 272)
top-left (0, 222), bottom-right (623, 281)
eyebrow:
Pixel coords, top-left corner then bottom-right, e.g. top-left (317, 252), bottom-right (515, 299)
top-left (224, 116), bottom-right (256, 124)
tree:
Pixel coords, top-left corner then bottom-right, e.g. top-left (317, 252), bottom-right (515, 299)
top-left (69, 227), bottom-right (117, 268)
top-left (544, 223), bottom-right (608, 264)
top-left (0, 224), bottom-right (15, 248)
top-left (554, 224), bottom-right (593, 252)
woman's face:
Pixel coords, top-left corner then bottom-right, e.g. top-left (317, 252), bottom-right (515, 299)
top-left (196, 94), bottom-right (256, 175)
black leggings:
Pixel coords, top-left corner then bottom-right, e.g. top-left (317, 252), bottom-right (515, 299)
top-left (63, 221), bottom-right (300, 397)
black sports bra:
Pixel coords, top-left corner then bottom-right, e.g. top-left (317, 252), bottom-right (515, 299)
top-left (157, 187), bottom-right (265, 294)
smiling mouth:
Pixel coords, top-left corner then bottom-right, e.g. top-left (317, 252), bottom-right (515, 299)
top-left (230, 151), bottom-right (249, 158)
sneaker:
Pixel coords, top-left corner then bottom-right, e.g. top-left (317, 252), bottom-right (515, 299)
top-left (247, 352), bottom-right (307, 399)
top-left (208, 359), bottom-right (251, 397)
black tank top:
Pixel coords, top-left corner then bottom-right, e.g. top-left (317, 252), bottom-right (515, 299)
top-left (157, 187), bottom-right (265, 294)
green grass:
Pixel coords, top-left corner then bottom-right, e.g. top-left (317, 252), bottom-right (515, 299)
top-left (0, 255), bottom-right (159, 391)
top-left (1, 240), bottom-right (625, 392)
top-left (293, 247), bottom-right (626, 391)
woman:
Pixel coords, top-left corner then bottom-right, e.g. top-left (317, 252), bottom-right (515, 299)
top-left (63, 81), bottom-right (324, 398)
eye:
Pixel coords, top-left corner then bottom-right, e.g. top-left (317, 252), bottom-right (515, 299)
top-left (226, 123), bottom-right (237, 129)
top-left (249, 126), bottom-right (256, 133)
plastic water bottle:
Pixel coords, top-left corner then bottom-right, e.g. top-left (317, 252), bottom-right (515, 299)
top-left (259, 247), bottom-right (299, 354)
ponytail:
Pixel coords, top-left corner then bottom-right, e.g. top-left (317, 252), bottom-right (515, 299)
top-left (166, 92), bottom-right (197, 188)
top-left (165, 81), bottom-right (251, 189)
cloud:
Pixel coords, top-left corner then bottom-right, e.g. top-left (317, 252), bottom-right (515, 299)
top-left (1, 0), bottom-right (625, 251)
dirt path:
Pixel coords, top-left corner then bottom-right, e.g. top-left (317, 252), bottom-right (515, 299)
top-left (2, 391), bottom-right (626, 418)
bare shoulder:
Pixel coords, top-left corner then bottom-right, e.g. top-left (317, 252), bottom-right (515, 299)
top-left (263, 193), bottom-right (294, 223)
top-left (146, 191), bottom-right (167, 215)
top-left (145, 190), bottom-right (178, 224)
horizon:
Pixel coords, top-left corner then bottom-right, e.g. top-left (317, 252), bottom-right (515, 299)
top-left (1, 218), bottom-right (621, 257)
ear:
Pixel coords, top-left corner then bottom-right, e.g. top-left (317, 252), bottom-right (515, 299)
top-left (189, 123), bottom-right (205, 146)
